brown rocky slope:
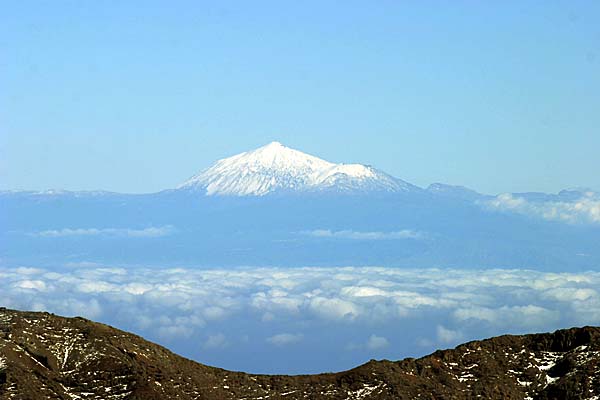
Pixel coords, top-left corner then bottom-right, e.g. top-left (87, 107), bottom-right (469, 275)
top-left (0, 307), bottom-right (599, 399)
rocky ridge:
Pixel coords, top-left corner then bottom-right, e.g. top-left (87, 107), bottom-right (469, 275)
top-left (0, 308), bottom-right (599, 399)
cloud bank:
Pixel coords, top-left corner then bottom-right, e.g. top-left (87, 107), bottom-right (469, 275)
top-left (2, 265), bottom-right (599, 374)
top-left (485, 192), bottom-right (600, 224)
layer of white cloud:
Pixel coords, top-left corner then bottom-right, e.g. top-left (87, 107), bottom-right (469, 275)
top-left (32, 226), bottom-right (175, 238)
top-left (484, 193), bottom-right (600, 224)
top-left (304, 229), bottom-right (423, 240)
top-left (2, 265), bottom-right (599, 372)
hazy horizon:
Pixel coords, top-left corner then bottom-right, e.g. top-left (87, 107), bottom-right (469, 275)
top-left (2, 140), bottom-right (599, 196)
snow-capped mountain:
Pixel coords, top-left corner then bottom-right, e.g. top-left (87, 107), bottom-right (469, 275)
top-left (178, 141), bottom-right (418, 196)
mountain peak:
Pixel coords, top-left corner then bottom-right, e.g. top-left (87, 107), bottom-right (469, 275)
top-left (262, 140), bottom-right (285, 148)
top-left (253, 141), bottom-right (287, 156)
top-left (236, 141), bottom-right (329, 171)
top-left (178, 142), bottom-right (417, 196)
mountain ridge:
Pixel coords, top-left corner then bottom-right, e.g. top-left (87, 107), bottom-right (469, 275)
top-left (3, 140), bottom-right (597, 199)
top-left (1, 308), bottom-right (599, 399)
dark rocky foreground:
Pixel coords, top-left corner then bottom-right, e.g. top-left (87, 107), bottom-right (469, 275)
top-left (0, 308), bottom-right (599, 399)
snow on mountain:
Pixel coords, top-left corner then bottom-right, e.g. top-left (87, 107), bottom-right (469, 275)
top-left (178, 142), bottom-right (418, 196)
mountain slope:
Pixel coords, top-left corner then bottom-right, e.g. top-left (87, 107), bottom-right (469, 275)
top-left (1, 308), bottom-right (599, 399)
top-left (178, 142), bottom-right (418, 196)
top-left (427, 183), bottom-right (488, 201)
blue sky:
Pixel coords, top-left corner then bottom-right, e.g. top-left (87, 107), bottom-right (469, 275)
top-left (1, 1), bottom-right (599, 194)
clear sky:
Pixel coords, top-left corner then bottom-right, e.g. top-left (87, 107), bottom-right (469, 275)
top-left (1, 1), bottom-right (599, 194)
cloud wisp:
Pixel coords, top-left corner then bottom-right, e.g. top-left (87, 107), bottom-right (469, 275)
top-left (366, 334), bottom-right (389, 350)
top-left (31, 226), bottom-right (176, 238)
top-left (267, 333), bottom-right (304, 346)
top-left (303, 229), bottom-right (423, 240)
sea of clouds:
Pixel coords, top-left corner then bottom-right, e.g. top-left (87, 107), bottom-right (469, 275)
top-left (2, 265), bottom-right (599, 374)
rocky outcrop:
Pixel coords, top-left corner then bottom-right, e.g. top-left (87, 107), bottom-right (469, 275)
top-left (0, 308), bottom-right (598, 399)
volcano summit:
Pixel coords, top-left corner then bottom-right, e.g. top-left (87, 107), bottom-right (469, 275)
top-left (177, 142), bottom-right (418, 196)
